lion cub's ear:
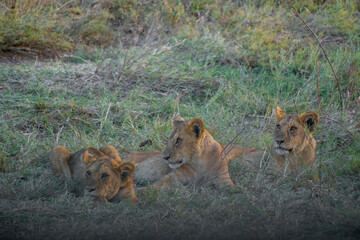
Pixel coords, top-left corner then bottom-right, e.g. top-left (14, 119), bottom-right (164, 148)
top-left (172, 116), bottom-right (186, 129)
top-left (117, 162), bottom-right (136, 182)
top-left (82, 148), bottom-right (105, 168)
top-left (186, 118), bottom-right (205, 139)
top-left (299, 111), bottom-right (320, 134)
top-left (275, 106), bottom-right (287, 122)
top-left (99, 145), bottom-right (122, 162)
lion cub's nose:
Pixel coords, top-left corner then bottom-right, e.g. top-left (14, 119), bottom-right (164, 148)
top-left (276, 140), bottom-right (284, 145)
top-left (163, 155), bottom-right (170, 161)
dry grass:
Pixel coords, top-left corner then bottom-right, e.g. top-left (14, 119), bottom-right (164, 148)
top-left (1, 1), bottom-right (360, 239)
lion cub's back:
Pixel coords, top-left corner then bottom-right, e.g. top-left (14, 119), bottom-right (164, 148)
top-left (123, 151), bottom-right (171, 183)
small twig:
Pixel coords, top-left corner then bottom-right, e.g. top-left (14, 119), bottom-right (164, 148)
top-left (97, 103), bottom-right (112, 139)
top-left (56, 110), bottom-right (81, 139)
top-left (320, 115), bottom-right (356, 138)
top-left (172, 93), bottom-right (182, 118)
top-left (18, 134), bottom-right (35, 160)
top-left (293, 7), bottom-right (343, 110)
top-left (62, 54), bottom-right (89, 64)
top-left (221, 100), bottom-right (252, 162)
top-left (52, 43), bottom-right (70, 76)
top-left (55, 0), bottom-right (75, 12)
top-left (116, 48), bottom-right (130, 81)
top-left (221, 124), bottom-right (249, 161)
top-left (55, 118), bottom-right (67, 146)
top-left (316, 55), bottom-right (321, 109)
top-left (293, 99), bottom-right (299, 114)
top-left (55, 126), bottom-right (64, 145)
top-left (6, 47), bottom-right (39, 56)
top-left (1, 2), bottom-right (11, 11)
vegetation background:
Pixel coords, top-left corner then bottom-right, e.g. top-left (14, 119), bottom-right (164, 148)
top-left (0, 0), bottom-right (359, 239)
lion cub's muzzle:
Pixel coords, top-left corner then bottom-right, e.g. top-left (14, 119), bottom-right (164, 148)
top-left (163, 148), bottom-right (186, 169)
top-left (163, 154), bottom-right (184, 169)
top-left (168, 160), bottom-right (183, 169)
top-left (274, 141), bottom-right (293, 155)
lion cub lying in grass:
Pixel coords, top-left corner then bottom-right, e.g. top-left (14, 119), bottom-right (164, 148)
top-left (243, 106), bottom-right (320, 174)
top-left (50, 145), bottom-right (137, 203)
top-left (125, 117), bottom-right (255, 191)
top-left (272, 106), bottom-right (320, 171)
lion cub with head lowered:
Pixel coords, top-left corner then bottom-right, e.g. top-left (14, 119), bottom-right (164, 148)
top-left (148, 117), bottom-right (238, 190)
top-left (50, 145), bottom-right (137, 202)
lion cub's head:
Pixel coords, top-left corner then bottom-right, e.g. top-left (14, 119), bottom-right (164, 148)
top-left (162, 117), bottom-right (206, 169)
top-left (273, 106), bottom-right (320, 156)
top-left (81, 148), bottom-right (135, 201)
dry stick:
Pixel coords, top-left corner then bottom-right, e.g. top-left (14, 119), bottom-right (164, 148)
top-left (221, 101), bottom-right (250, 163)
top-left (116, 48), bottom-right (129, 81)
top-left (320, 115), bottom-right (356, 139)
top-left (55, 125), bottom-right (65, 146)
top-left (56, 0), bottom-right (75, 12)
top-left (293, 7), bottom-right (343, 110)
top-left (221, 123), bottom-right (249, 163)
top-left (316, 55), bottom-right (321, 109)
top-left (56, 110), bottom-right (82, 139)
top-left (52, 43), bottom-right (70, 76)
top-left (293, 99), bottom-right (299, 114)
top-left (349, 47), bottom-right (359, 110)
top-left (97, 103), bottom-right (112, 139)
top-left (1, 2), bottom-right (10, 11)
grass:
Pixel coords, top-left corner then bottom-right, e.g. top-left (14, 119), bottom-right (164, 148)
top-left (1, 0), bottom-right (360, 239)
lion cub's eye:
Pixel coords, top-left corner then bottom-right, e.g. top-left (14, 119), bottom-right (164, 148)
top-left (175, 137), bottom-right (182, 145)
top-left (101, 173), bottom-right (109, 179)
top-left (276, 124), bottom-right (281, 130)
top-left (290, 126), bottom-right (297, 132)
top-left (86, 171), bottom-right (91, 176)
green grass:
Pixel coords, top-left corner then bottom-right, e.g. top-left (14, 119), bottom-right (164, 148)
top-left (1, 0), bottom-right (360, 239)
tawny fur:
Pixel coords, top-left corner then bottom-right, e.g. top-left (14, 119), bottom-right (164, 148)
top-left (241, 106), bottom-right (320, 173)
top-left (151, 118), bottom-right (242, 190)
top-left (50, 145), bottom-right (137, 202)
top-left (123, 151), bottom-right (172, 183)
top-left (271, 106), bottom-right (319, 172)
top-left (122, 117), bottom-right (256, 186)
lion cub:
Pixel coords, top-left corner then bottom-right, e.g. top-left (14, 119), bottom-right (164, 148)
top-left (122, 116), bottom-right (255, 186)
top-left (271, 106), bottom-right (320, 172)
top-left (149, 117), bottom-right (242, 190)
top-left (238, 107), bottom-right (320, 176)
top-left (50, 145), bottom-right (137, 203)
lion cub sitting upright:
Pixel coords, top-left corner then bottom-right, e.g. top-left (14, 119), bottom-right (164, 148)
top-left (50, 145), bottom-right (137, 203)
top-left (271, 106), bottom-right (320, 172)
